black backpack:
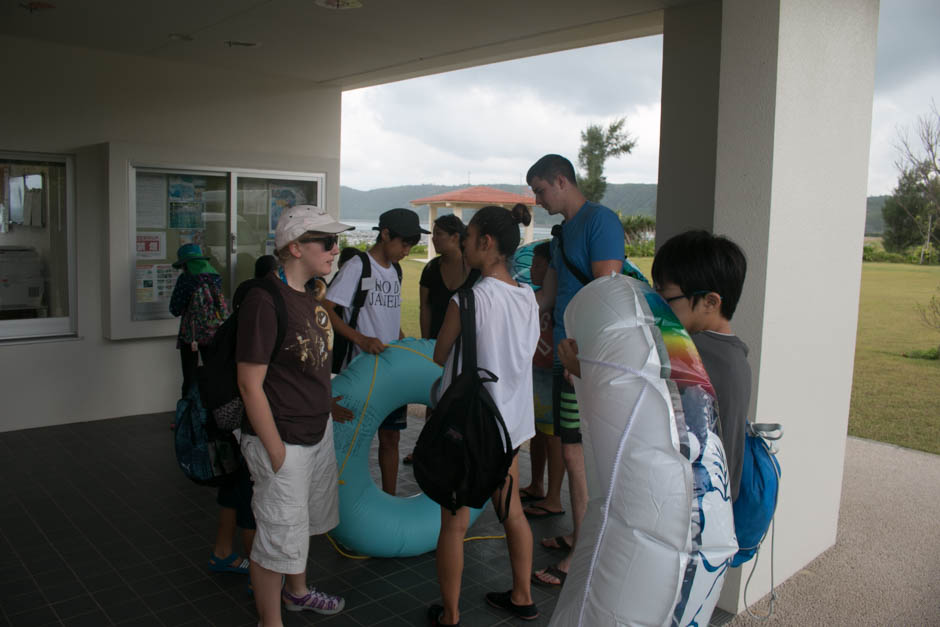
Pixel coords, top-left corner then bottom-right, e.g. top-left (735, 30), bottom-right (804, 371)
top-left (412, 289), bottom-right (515, 520)
top-left (202, 277), bottom-right (287, 431)
top-left (330, 250), bottom-right (402, 374)
top-left (174, 378), bottom-right (242, 486)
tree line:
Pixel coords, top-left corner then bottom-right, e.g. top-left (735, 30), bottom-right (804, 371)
top-left (881, 102), bottom-right (940, 264)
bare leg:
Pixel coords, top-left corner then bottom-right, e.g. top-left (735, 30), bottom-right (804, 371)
top-left (242, 528), bottom-right (256, 558)
top-left (436, 506), bottom-right (469, 625)
top-left (495, 456), bottom-right (534, 606)
top-left (556, 442), bottom-right (587, 572)
top-left (525, 433), bottom-right (566, 515)
top-left (212, 507), bottom-right (237, 559)
top-left (522, 431), bottom-right (547, 498)
top-left (545, 434), bottom-right (566, 506)
top-left (284, 571), bottom-right (308, 598)
top-left (251, 560), bottom-right (286, 627)
top-left (378, 429), bottom-right (400, 495)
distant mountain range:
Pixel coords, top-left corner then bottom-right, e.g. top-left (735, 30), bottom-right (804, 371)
top-left (340, 183), bottom-right (887, 235)
top-left (339, 183), bottom-right (657, 226)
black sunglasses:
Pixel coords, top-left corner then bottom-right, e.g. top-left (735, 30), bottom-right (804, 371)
top-left (298, 234), bottom-right (339, 249)
top-left (662, 290), bottom-right (710, 303)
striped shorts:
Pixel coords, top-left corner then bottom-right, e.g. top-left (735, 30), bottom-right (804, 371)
top-left (552, 363), bottom-right (581, 444)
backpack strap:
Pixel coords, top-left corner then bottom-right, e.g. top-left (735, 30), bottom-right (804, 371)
top-left (232, 277), bottom-right (287, 361)
top-left (393, 261), bottom-right (403, 283)
top-left (457, 288), bottom-right (477, 374)
top-left (749, 422), bottom-right (783, 454)
top-left (551, 223), bottom-right (593, 286)
top-left (346, 251), bottom-right (372, 327)
top-left (335, 250), bottom-right (373, 367)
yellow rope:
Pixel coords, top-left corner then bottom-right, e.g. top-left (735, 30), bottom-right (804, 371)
top-left (335, 342), bottom-right (438, 485)
top-left (326, 533), bottom-right (370, 560)
top-left (328, 343), bottom-right (505, 560)
top-left (336, 354), bottom-right (379, 484)
top-left (384, 343), bottom-right (439, 363)
top-left (464, 534), bottom-right (506, 542)
top-left (325, 532), bottom-right (505, 560)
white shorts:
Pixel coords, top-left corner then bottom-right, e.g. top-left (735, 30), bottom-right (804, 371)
top-left (241, 421), bottom-right (340, 574)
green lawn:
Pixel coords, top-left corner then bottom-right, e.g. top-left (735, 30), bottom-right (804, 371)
top-left (399, 256), bottom-right (939, 454)
top-left (850, 263), bottom-right (940, 454)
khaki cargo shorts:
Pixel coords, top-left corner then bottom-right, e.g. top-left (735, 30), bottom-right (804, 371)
top-left (241, 421), bottom-right (339, 574)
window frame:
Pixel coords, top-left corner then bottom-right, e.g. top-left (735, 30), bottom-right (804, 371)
top-left (0, 150), bottom-right (77, 342)
top-left (122, 161), bottom-right (325, 335)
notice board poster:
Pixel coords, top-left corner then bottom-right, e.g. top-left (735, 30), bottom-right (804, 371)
top-left (136, 232), bottom-right (165, 259)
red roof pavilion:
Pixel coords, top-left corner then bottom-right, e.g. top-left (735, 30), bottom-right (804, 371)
top-left (411, 185), bottom-right (536, 206)
top-left (411, 186), bottom-right (537, 259)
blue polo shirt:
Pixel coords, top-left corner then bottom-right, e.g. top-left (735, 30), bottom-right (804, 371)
top-left (550, 201), bottom-right (624, 355)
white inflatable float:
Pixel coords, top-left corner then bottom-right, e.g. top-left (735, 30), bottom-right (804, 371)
top-left (330, 338), bottom-right (484, 557)
top-left (550, 274), bottom-right (737, 627)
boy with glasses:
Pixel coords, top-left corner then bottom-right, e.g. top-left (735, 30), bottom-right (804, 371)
top-left (562, 230), bottom-right (751, 501)
top-left (650, 230), bottom-right (750, 501)
top-left (326, 208), bottom-right (429, 495)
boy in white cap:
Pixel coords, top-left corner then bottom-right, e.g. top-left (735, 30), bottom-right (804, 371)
top-left (236, 205), bottom-right (354, 625)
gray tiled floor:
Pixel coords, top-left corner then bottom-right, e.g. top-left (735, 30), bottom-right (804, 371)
top-left (0, 412), bottom-right (573, 626)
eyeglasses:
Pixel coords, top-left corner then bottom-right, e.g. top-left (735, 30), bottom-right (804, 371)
top-left (661, 290), bottom-right (710, 303)
top-left (298, 234), bottom-right (339, 249)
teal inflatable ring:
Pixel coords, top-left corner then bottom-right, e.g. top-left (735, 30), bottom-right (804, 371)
top-left (330, 338), bottom-right (483, 557)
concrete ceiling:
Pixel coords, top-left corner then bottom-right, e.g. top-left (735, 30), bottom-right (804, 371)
top-left (0, 0), bottom-right (683, 89)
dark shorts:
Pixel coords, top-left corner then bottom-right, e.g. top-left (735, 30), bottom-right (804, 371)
top-left (379, 405), bottom-right (408, 431)
top-left (552, 363), bottom-right (581, 444)
top-left (216, 464), bottom-right (256, 530)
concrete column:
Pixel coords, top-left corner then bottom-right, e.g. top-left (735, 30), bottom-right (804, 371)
top-left (710, 0), bottom-right (879, 613)
top-left (659, 0), bottom-right (878, 614)
top-left (656, 0), bottom-right (722, 245)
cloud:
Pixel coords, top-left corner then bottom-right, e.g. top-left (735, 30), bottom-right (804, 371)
top-left (343, 4), bottom-right (934, 198)
top-left (868, 69), bottom-right (940, 195)
top-left (867, 0), bottom-right (940, 195)
top-left (341, 36), bottom-right (663, 190)
top-left (874, 0), bottom-right (940, 94)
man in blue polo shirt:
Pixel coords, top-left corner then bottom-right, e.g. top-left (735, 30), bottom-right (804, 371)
top-left (526, 154), bottom-right (624, 588)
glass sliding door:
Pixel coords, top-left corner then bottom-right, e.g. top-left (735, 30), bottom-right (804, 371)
top-left (234, 175), bottom-right (319, 286)
top-left (132, 169), bottom-right (230, 320)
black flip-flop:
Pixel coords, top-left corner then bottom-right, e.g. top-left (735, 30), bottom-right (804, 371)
top-left (427, 604), bottom-right (459, 626)
top-left (524, 505), bottom-right (565, 519)
top-left (518, 488), bottom-right (544, 503)
top-left (485, 590), bottom-right (539, 620)
top-left (531, 565), bottom-right (567, 588)
top-left (540, 535), bottom-right (572, 552)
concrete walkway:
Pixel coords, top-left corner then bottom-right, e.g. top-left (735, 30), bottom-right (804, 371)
top-left (729, 436), bottom-right (940, 626)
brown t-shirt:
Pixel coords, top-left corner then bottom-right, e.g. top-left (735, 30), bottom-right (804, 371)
top-left (236, 275), bottom-right (334, 445)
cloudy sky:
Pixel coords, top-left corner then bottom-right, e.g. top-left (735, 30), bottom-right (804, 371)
top-left (341, 0), bottom-right (939, 196)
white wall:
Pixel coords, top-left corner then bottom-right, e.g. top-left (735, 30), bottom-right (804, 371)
top-left (0, 35), bottom-right (342, 431)
top-left (712, 0), bottom-right (879, 612)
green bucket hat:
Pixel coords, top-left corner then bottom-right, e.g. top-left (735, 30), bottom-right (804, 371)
top-left (172, 243), bottom-right (209, 268)
top-left (173, 243), bottom-right (218, 275)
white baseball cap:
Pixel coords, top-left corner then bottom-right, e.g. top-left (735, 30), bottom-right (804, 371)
top-left (274, 205), bottom-right (353, 249)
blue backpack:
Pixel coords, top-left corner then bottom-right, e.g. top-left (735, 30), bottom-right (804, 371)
top-left (174, 380), bottom-right (242, 486)
top-left (730, 422), bottom-right (782, 567)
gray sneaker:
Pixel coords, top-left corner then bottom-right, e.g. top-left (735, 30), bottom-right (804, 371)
top-left (281, 586), bottom-right (345, 615)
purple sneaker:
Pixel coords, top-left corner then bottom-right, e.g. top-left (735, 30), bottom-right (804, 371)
top-left (281, 586), bottom-right (345, 615)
